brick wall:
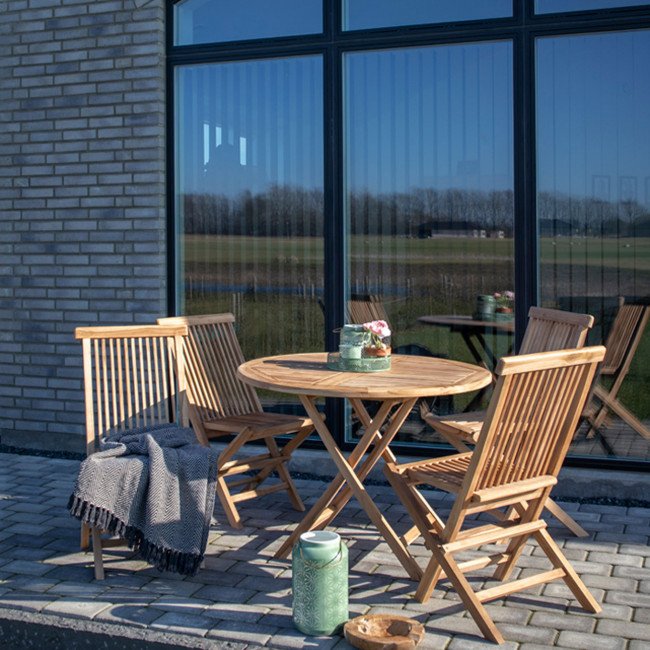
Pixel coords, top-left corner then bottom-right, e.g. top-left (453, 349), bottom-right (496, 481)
top-left (0, 0), bottom-right (167, 452)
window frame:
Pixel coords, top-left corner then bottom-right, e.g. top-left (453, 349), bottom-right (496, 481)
top-left (167, 0), bottom-right (650, 472)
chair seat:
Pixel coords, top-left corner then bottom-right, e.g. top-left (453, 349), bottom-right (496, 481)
top-left (203, 412), bottom-right (314, 439)
top-left (400, 452), bottom-right (473, 493)
top-left (425, 411), bottom-right (484, 444)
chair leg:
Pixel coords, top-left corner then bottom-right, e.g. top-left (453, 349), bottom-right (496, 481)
top-left (544, 498), bottom-right (588, 537)
top-left (81, 523), bottom-right (90, 550)
top-left (216, 474), bottom-right (243, 529)
top-left (414, 552), bottom-right (445, 603)
top-left (534, 528), bottom-right (601, 613)
top-left (91, 527), bottom-right (104, 580)
top-left (428, 547), bottom-right (505, 645)
top-left (262, 436), bottom-right (305, 512)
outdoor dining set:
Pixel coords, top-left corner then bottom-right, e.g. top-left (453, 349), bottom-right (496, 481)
top-left (68, 300), bottom-right (649, 645)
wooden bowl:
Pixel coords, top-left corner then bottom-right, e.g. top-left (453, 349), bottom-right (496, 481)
top-left (343, 614), bottom-right (425, 650)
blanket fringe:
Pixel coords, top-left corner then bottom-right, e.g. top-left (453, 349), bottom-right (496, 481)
top-left (68, 494), bottom-right (203, 576)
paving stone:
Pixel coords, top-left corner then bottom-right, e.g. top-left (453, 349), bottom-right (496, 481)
top-left (530, 610), bottom-right (595, 633)
top-left (605, 590), bottom-right (650, 608)
top-left (206, 619), bottom-right (278, 646)
top-left (268, 627), bottom-right (343, 648)
top-left (47, 581), bottom-right (107, 598)
top-left (139, 577), bottom-right (203, 597)
top-left (193, 583), bottom-right (260, 604)
top-left (94, 603), bottom-right (169, 627)
top-left (42, 596), bottom-right (112, 619)
top-left (203, 601), bottom-right (269, 623)
top-left (588, 550), bottom-right (644, 567)
top-left (1, 559), bottom-right (57, 577)
top-left (596, 531), bottom-right (648, 545)
top-left (0, 590), bottom-right (57, 612)
top-left (556, 629), bottom-right (626, 649)
top-left (597, 618), bottom-right (650, 641)
top-left (149, 610), bottom-right (213, 636)
top-left (151, 594), bottom-right (213, 613)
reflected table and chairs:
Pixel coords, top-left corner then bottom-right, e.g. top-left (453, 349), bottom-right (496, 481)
top-left (417, 314), bottom-right (515, 373)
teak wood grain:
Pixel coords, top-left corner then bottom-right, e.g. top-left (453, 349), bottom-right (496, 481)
top-left (237, 353), bottom-right (492, 400)
top-left (384, 346), bottom-right (606, 644)
top-left (158, 313), bottom-right (315, 529)
top-left (237, 352), bottom-right (492, 580)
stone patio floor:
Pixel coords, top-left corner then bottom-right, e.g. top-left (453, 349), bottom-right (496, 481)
top-left (0, 451), bottom-right (649, 649)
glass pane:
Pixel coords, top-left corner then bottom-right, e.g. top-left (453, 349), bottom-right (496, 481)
top-left (343, 41), bottom-right (514, 446)
top-left (343, 0), bottom-right (511, 31)
top-left (174, 0), bottom-right (322, 46)
top-left (536, 0), bottom-right (649, 14)
top-left (174, 56), bottom-right (324, 413)
top-left (536, 30), bottom-right (650, 461)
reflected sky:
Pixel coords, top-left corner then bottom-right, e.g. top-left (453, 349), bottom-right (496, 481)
top-left (537, 30), bottom-right (650, 206)
top-left (174, 0), bottom-right (321, 46)
top-left (344, 0), bottom-right (511, 30)
top-left (536, 0), bottom-right (649, 13)
top-left (344, 41), bottom-right (513, 195)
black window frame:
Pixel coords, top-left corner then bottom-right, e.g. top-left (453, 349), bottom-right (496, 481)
top-left (166, 0), bottom-right (650, 472)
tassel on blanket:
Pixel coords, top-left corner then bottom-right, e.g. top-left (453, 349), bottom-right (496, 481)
top-left (68, 493), bottom-right (204, 576)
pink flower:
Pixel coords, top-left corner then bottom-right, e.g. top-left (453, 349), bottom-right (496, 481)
top-left (363, 320), bottom-right (391, 338)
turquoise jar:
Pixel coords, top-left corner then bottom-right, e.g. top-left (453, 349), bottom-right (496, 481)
top-left (473, 294), bottom-right (496, 321)
top-left (292, 531), bottom-right (349, 636)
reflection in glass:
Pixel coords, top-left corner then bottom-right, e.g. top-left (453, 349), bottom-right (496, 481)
top-left (174, 56), bottom-right (324, 366)
top-left (343, 0), bottom-right (511, 31)
top-left (343, 41), bottom-right (514, 446)
top-left (536, 30), bottom-right (650, 460)
top-left (174, 0), bottom-right (322, 46)
top-left (536, 0), bottom-right (649, 14)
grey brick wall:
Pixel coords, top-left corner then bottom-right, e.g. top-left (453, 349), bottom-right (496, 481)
top-left (0, 0), bottom-right (167, 452)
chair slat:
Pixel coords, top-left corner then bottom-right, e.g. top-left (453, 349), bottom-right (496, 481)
top-left (157, 312), bottom-right (315, 529)
top-left (74, 323), bottom-right (189, 578)
top-left (384, 346), bottom-right (605, 643)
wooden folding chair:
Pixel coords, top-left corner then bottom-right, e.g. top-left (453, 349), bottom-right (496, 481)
top-left (75, 324), bottom-right (189, 579)
top-left (157, 313), bottom-right (315, 529)
top-left (424, 306), bottom-right (594, 537)
top-left (384, 346), bottom-right (606, 644)
top-left (583, 300), bottom-right (650, 440)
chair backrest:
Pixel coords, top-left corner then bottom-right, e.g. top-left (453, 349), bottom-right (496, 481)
top-left (519, 307), bottom-right (594, 355)
top-left (75, 324), bottom-right (188, 456)
top-left (157, 313), bottom-right (263, 441)
top-left (346, 295), bottom-right (391, 328)
top-left (462, 346), bottom-right (605, 504)
top-left (599, 301), bottom-right (649, 376)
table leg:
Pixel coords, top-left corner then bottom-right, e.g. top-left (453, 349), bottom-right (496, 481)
top-left (274, 398), bottom-right (398, 559)
top-left (276, 394), bottom-right (422, 582)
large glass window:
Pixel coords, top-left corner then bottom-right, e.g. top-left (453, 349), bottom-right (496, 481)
top-left (536, 29), bottom-right (650, 460)
top-left (174, 0), bottom-right (322, 46)
top-left (536, 0), bottom-right (649, 14)
top-left (174, 56), bottom-right (324, 366)
top-left (171, 3), bottom-right (650, 467)
top-left (344, 41), bottom-right (514, 444)
top-left (343, 0), bottom-right (512, 31)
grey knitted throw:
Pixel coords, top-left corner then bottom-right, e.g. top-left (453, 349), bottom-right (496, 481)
top-left (68, 424), bottom-right (219, 576)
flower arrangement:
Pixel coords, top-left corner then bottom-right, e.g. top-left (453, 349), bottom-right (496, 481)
top-left (493, 291), bottom-right (515, 312)
top-left (363, 320), bottom-right (391, 356)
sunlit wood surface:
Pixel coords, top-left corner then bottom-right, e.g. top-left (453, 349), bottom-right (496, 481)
top-left (237, 353), bottom-right (492, 400)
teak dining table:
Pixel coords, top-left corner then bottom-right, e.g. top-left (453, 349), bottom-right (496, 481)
top-left (237, 352), bottom-right (492, 581)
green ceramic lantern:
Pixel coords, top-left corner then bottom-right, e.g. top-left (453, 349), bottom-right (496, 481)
top-left (292, 530), bottom-right (349, 636)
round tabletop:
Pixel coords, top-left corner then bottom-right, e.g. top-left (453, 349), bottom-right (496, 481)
top-left (237, 352), bottom-right (492, 400)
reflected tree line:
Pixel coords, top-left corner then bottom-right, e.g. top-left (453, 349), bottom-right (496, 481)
top-left (182, 185), bottom-right (650, 237)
